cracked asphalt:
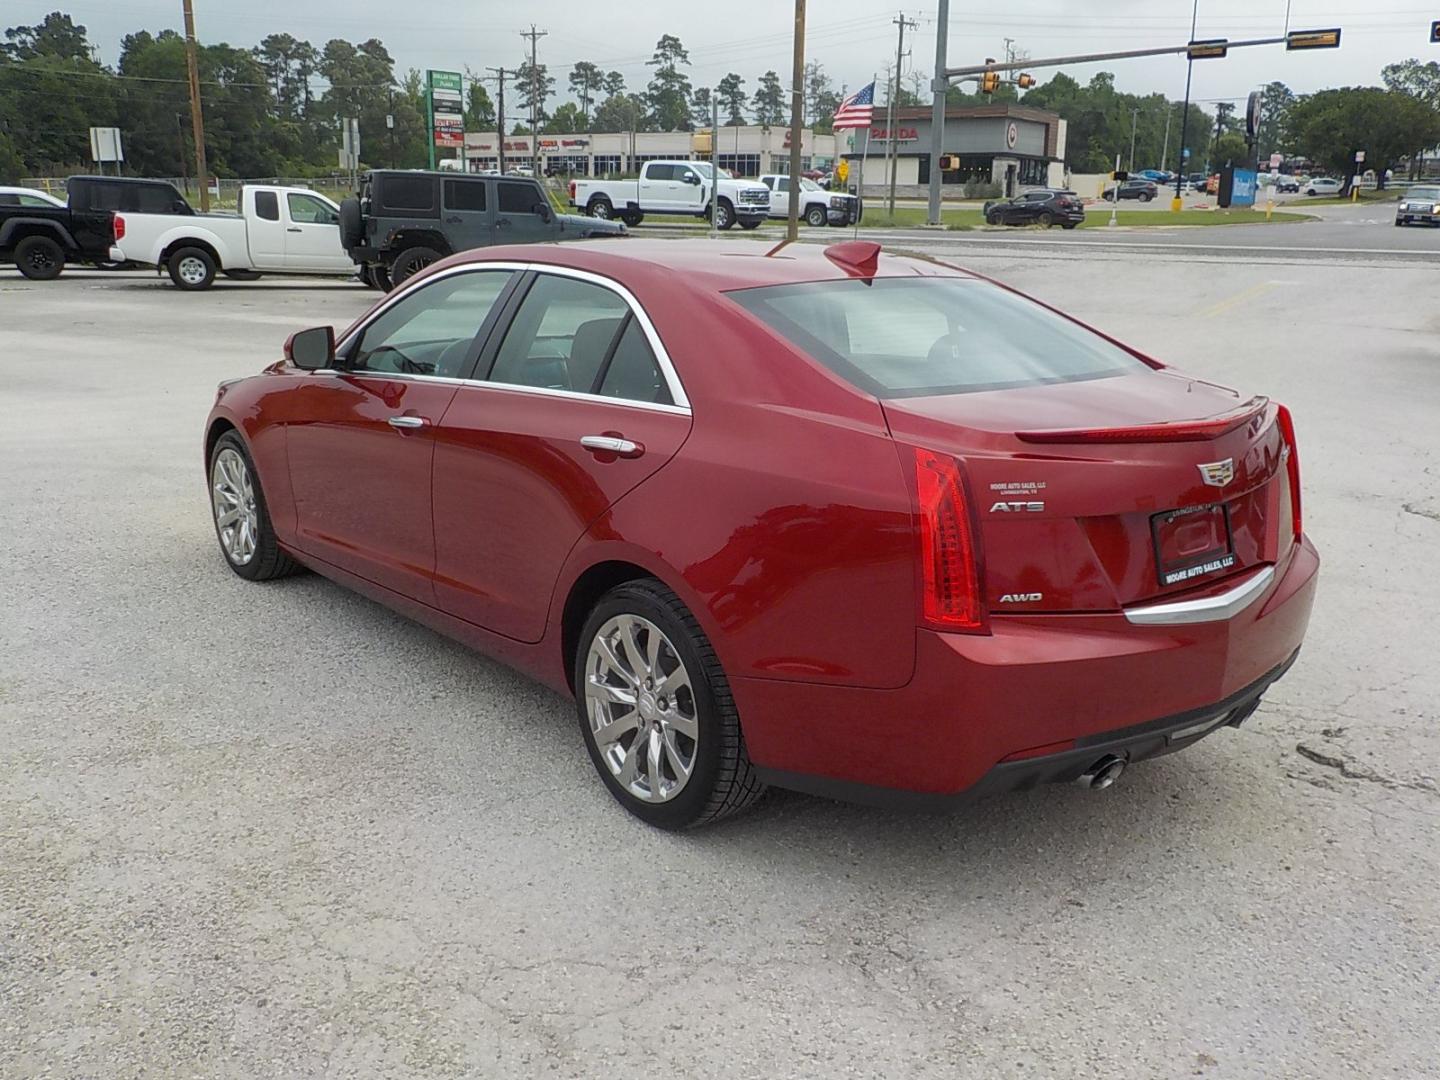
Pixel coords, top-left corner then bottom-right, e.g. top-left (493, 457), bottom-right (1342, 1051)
top-left (2, 233), bottom-right (1437, 1079)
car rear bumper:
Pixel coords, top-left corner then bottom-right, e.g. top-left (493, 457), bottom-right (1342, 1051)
top-left (738, 535), bottom-right (1318, 802)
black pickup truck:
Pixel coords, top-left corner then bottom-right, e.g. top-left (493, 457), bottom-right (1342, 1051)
top-left (1, 176), bottom-right (191, 280)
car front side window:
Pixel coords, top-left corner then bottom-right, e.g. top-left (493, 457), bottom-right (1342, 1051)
top-left (288, 193), bottom-right (336, 224)
top-left (348, 270), bottom-right (513, 378)
top-left (487, 274), bottom-right (631, 393)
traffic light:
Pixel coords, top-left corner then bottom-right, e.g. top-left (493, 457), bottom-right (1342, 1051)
top-left (1016, 73), bottom-right (1035, 89)
top-left (980, 70), bottom-right (1000, 94)
top-left (1187, 39), bottom-right (1229, 59)
top-left (1111, 170), bottom-right (1129, 181)
top-left (1286, 27), bottom-right (1341, 49)
top-left (939, 154), bottom-right (960, 170)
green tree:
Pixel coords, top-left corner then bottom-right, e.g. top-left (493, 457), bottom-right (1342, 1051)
top-left (691, 86), bottom-right (713, 127)
top-left (1255, 81), bottom-right (1296, 160)
top-left (544, 101), bottom-right (583, 134)
top-left (717, 73), bottom-right (746, 126)
top-left (1381, 60), bottom-right (1440, 176)
top-left (602, 70), bottom-right (625, 98)
top-left (645, 34), bottom-right (692, 130)
top-left (568, 61), bottom-right (603, 125)
top-left (514, 58), bottom-right (554, 124)
top-left (592, 92), bottom-right (651, 134)
top-left (464, 77), bottom-right (495, 130)
top-left (752, 69), bottom-right (785, 126)
top-left (1289, 86), bottom-right (1440, 191)
top-left (0, 131), bottom-right (23, 182)
top-left (3, 11), bottom-right (90, 61)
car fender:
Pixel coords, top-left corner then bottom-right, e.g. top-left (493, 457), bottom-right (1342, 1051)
top-left (0, 217), bottom-right (77, 250)
top-left (144, 222), bottom-right (241, 269)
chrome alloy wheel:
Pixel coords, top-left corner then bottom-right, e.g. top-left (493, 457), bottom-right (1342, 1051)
top-left (211, 447), bottom-right (258, 566)
top-left (584, 614), bottom-right (699, 803)
top-left (177, 255), bottom-right (209, 286)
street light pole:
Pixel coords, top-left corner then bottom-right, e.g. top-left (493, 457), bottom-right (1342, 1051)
top-left (1128, 107), bottom-right (1139, 172)
top-left (926, 0), bottom-right (949, 225)
top-left (1173, 0), bottom-right (1200, 211)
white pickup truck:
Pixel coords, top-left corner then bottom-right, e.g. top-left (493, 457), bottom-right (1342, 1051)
top-left (569, 161), bottom-right (770, 230)
top-left (112, 184), bottom-right (353, 290)
top-left (757, 174), bottom-right (861, 227)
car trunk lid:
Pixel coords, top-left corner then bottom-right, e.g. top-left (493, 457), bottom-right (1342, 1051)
top-left (883, 371), bottom-right (1291, 614)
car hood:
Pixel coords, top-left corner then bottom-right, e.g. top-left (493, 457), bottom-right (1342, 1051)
top-left (556, 213), bottom-right (627, 237)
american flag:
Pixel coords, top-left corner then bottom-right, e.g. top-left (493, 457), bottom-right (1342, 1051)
top-left (831, 82), bottom-right (876, 129)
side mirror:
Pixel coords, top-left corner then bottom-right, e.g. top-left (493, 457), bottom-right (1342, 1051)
top-left (285, 325), bottom-right (335, 370)
top-left (684, 173), bottom-right (700, 185)
top-left (534, 202), bottom-right (553, 223)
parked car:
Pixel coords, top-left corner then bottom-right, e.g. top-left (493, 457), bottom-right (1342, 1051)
top-left (570, 160), bottom-right (770, 230)
top-left (112, 183), bottom-right (353, 290)
top-left (0, 180), bottom-right (117, 280)
top-left (984, 189), bottom-right (1084, 228)
top-left (342, 170), bottom-right (624, 291)
top-left (1305, 178), bottom-right (1342, 196)
top-left (1395, 185), bottom-right (1440, 226)
top-left (1102, 179), bottom-right (1159, 202)
top-left (757, 173), bottom-right (860, 226)
top-left (1274, 176), bottom-right (1301, 194)
top-left (204, 238), bottom-right (1318, 829)
top-left (1185, 172), bottom-right (1208, 193)
top-left (1133, 169), bottom-right (1171, 184)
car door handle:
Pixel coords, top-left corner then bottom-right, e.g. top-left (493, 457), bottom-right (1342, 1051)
top-left (445, 216), bottom-right (462, 224)
top-left (286, 227), bottom-right (303, 233)
top-left (581, 435), bottom-right (643, 458)
top-left (387, 415), bottom-right (428, 430)
top-left (495, 218), bottom-right (511, 228)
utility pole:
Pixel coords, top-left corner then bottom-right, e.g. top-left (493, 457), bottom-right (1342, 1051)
top-left (926, 0), bottom-right (949, 225)
top-left (887, 12), bottom-right (917, 216)
top-left (1160, 105), bottom-right (1173, 181)
top-left (521, 25), bottom-right (548, 176)
top-left (787, 0), bottom-right (806, 241)
top-left (486, 67), bottom-right (508, 174)
top-left (1173, 0), bottom-right (1200, 210)
top-left (1128, 106), bottom-right (1140, 171)
top-left (181, 0), bottom-right (209, 211)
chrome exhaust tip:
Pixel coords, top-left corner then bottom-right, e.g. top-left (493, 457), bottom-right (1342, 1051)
top-left (1076, 754), bottom-right (1127, 790)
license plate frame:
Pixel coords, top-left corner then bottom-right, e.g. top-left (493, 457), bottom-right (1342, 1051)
top-left (1151, 503), bottom-right (1236, 587)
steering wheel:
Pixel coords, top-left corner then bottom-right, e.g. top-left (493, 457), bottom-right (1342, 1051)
top-left (360, 343), bottom-right (434, 375)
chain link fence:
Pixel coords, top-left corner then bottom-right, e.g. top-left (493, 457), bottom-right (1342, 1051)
top-left (22, 176), bottom-right (357, 210)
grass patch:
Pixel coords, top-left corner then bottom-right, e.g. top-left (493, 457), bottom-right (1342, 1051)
top-left (1076, 209), bottom-right (1310, 227)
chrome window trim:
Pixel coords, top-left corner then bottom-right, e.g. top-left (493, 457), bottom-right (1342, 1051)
top-left (334, 260), bottom-right (691, 412)
top-left (1123, 566), bottom-right (1276, 626)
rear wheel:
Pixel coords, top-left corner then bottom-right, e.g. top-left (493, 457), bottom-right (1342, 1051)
top-left (588, 196), bottom-right (613, 220)
top-left (208, 431), bottom-right (300, 582)
top-left (390, 245), bottom-right (442, 286)
top-left (1138, 192), bottom-right (1153, 203)
top-left (1038, 210), bottom-right (1055, 228)
top-left (168, 246), bottom-right (216, 290)
top-left (15, 235), bottom-right (64, 280)
top-left (575, 579), bottom-right (764, 829)
top-left (805, 205), bottom-right (827, 227)
top-left (620, 210), bottom-right (644, 226)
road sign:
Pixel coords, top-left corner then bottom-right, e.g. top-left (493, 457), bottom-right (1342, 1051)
top-left (1270, 153), bottom-right (1283, 169)
top-left (1187, 39), bottom-right (1229, 59)
top-left (1432, 20), bottom-right (1440, 43)
top-left (427, 70), bottom-right (464, 157)
top-left (836, 159), bottom-right (850, 183)
top-left (1246, 91), bottom-right (1263, 140)
top-left (1286, 28), bottom-right (1342, 50)
top-left (1355, 150), bottom-right (1366, 163)
top-left (89, 127), bottom-right (123, 163)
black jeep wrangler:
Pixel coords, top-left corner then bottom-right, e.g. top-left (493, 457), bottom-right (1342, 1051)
top-left (339, 170), bottom-right (625, 291)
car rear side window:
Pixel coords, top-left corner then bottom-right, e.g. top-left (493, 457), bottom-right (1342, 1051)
top-left (381, 175), bottom-right (437, 213)
top-left (645, 164), bottom-right (675, 182)
top-left (730, 277), bottom-right (1150, 397)
top-left (497, 181), bottom-right (539, 214)
top-left (254, 191), bottom-right (279, 220)
top-left (133, 184), bottom-right (181, 213)
top-left (597, 319), bottom-right (672, 406)
top-left (444, 179), bottom-right (487, 212)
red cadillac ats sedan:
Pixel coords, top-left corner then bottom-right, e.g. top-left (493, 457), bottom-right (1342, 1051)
top-left (205, 239), bottom-right (1318, 829)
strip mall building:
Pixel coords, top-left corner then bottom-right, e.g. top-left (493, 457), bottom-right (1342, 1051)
top-left (460, 104), bottom-right (1066, 194)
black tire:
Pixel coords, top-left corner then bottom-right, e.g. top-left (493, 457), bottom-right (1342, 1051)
top-left (574, 578), bottom-right (765, 829)
top-left (223, 269), bottom-right (262, 281)
top-left (168, 246), bottom-right (217, 290)
top-left (739, 218), bottom-right (761, 230)
top-left (713, 199), bottom-right (735, 230)
top-left (1062, 221), bottom-right (1078, 230)
top-left (986, 211), bottom-right (1002, 225)
top-left (373, 263), bottom-right (394, 292)
top-left (338, 196), bottom-right (364, 248)
top-left (391, 245), bottom-right (442, 286)
top-left (1038, 210), bottom-right (1055, 228)
top-left (805, 205), bottom-right (827, 227)
top-left (1138, 192), bottom-right (1153, 203)
top-left (15, 235), bottom-right (64, 281)
top-left (588, 196), bottom-right (613, 220)
top-left (208, 431), bottom-right (301, 582)
top-left (620, 210), bottom-right (644, 226)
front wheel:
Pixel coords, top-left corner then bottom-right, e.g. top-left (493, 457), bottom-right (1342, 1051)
top-left (805, 205), bottom-right (827, 227)
top-left (15, 235), bottom-right (65, 280)
top-left (575, 579), bottom-right (764, 829)
top-left (620, 210), bottom-right (643, 226)
top-left (208, 432), bottom-right (301, 581)
top-left (713, 199), bottom-right (735, 230)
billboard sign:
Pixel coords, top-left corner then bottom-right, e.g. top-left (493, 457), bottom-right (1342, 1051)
top-left (1219, 166), bottom-right (1257, 208)
top-left (89, 127), bottom-right (123, 163)
top-left (427, 70), bottom-right (464, 153)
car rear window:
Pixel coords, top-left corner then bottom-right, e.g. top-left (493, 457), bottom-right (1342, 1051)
top-left (729, 277), bottom-right (1150, 397)
top-left (381, 175), bottom-right (437, 213)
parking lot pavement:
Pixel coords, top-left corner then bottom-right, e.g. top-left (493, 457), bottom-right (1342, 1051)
top-left (3, 257), bottom-right (1437, 1079)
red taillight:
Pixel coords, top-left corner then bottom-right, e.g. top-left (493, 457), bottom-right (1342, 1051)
top-left (568, 180), bottom-right (576, 200)
top-left (914, 448), bottom-right (985, 632)
top-left (1275, 403), bottom-right (1302, 541)
top-left (113, 213), bottom-right (125, 241)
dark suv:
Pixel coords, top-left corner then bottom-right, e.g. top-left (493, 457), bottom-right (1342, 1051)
top-left (984, 189), bottom-right (1085, 229)
top-left (340, 170), bottom-right (625, 290)
top-left (1102, 179), bottom-right (1159, 202)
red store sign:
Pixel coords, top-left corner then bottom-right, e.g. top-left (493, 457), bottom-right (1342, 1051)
top-left (869, 127), bottom-right (918, 142)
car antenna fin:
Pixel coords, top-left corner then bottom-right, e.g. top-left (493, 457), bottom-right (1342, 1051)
top-left (824, 240), bottom-right (881, 278)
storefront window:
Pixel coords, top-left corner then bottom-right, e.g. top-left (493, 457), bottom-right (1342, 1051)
top-left (718, 154), bottom-right (760, 177)
top-left (593, 155), bottom-right (622, 177)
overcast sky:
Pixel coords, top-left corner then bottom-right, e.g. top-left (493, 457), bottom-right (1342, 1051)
top-left (6, 1), bottom-right (1428, 108)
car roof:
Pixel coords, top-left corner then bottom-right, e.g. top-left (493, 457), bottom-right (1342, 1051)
top-left (452, 238), bottom-right (979, 292)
